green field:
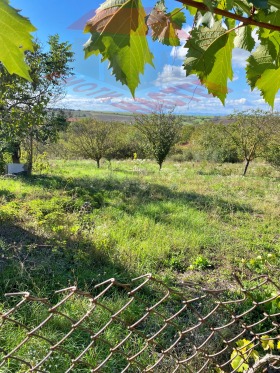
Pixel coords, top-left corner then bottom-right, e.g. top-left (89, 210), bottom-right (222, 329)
top-left (0, 159), bottom-right (279, 372)
top-left (1, 159), bottom-right (279, 292)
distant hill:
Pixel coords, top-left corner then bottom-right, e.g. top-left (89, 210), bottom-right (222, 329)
top-left (60, 109), bottom-right (135, 123)
top-left (54, 108), bottom-right (221, 125)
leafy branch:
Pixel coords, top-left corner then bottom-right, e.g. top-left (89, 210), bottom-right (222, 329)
top-left (2, 0), bottom-right (280, 107)
top-left (177, 0), bottom-right (280, 32)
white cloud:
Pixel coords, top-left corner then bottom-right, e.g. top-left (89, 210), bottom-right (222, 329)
top-left (170, 26), bottom-right (191, 60)
top-left (252, 29), bottom-right (259, 43)
top-left (154, 65), bottom-right (186, 87)
top-left (226, 98), bottom-right (247, 105)
top-left (170, 45), bottom-right (188, 60)
top-left (55, 95), bottom-right (128, 112)
top-left (232, 48), bottom-right (250, 68)
top-left (55, 92), bottom-right (267, 115)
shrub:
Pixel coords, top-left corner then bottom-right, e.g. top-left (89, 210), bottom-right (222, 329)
top-left (264, 143), bottom-right (280, 169)
top-left (189, 255), bottom-right (213, 270)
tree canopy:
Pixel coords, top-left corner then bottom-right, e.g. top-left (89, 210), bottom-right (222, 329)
top-left (135, 107), bottom-right (183, 169)
top-left (0, 34), bottom-right (73, 172)
top-left (2, 0), bottom-right (280, 106)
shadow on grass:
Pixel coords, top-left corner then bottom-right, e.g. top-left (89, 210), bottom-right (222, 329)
top-left (0, 189), bottom-right (15, 201)
top-left (0, 221), bottom-right (134, 299)
top-left (0, 172), bottom-right (258, 297)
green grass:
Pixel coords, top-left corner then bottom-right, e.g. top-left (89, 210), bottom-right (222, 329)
top-left (1, 159), bottom-right (279, 290)
top-left (0, 159), bottom-right (279, 371)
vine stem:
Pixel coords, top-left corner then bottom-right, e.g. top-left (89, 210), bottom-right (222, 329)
top-left (169, 7), bottom-right (185, 18)
top-left (176, 0), bottom-right (280, 31)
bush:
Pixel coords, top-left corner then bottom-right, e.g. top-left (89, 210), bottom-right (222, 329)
top-left (169, 147), bottom-right (194, 162)
top-left (190, 123), bottom-right (243, 164)
top-left (264, 143), bottom-right (280, 169)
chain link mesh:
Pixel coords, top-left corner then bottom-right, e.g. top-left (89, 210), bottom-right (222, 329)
top-left (0, 274), bottom-right (279, 372)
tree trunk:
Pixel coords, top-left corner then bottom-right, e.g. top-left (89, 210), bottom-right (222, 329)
top-left (27, 136), bottom-right (33, 175)
top-left (243, 159), bottom-right (250, 176)
top-left (11, 143), bottom-right (21, 163)
top-left (97, 158), bottom-right (100, 168)
top-left (26, 135), bottom-right (33, 175)
top-left (0, 152), bottom-right (5, 174)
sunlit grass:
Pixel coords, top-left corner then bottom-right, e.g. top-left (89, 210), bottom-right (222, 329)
top-left (1, 159), bottom-right (279, 286)
top-left (1, 158), bottom-right (279, 371)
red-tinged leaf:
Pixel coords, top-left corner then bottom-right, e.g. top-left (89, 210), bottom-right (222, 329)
top-left (84, 0), bottom-right (153, 96)
top-left (147, 1), bottom-right (186, 46)
top-left (84, 3), bottom-right (144, 37)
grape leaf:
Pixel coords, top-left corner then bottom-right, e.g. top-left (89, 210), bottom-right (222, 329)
top-left (0, 0), bottom-right (36, 80)
top-left (196, 11), bottom-right (215, 28)
top-left (260, 335), bottom-right (275, 350)
top-left (183, 0), bottom-right (204, 15)
top-left (230, 349), bottom-right (249, 372)
top-left (251, 0), bottom-right (269, 9)
top-left (147, 1), bottom-right (186, 46)
top-left (225, 0), bottom-right (234, 9)
top-left (184, 22), bottom-right (235, 104)
top-left (84, 0), bottom-right (153, 96)
top-left (203, 0), bottom-right (213, 11)
top-left (246, 43), bottom-right (275, 89)
top-left (246, 37), bottom-right (280, 106)
top-left (234, 25), bottom-right (255, 51)
top-left (268, 0), bottom-right (280, 9)
top-left (234, 0), bottom-right (252, 15)
top-left (257, 9), bottom-right (280, 40)
top-left (216, 0), bottom-right (235, 20)
top-left (255, 67), bottom-right (280, 107)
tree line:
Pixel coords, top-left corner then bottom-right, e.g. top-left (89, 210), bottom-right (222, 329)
top-left (2, 108), bottom-right (276, 176)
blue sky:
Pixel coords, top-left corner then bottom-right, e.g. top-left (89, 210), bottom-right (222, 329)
top-left (12, 0), bottom-right (278, 115)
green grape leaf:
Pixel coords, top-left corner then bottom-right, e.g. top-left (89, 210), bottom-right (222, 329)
top-left (203, 0), bottom-right (213, 10)
top-left (260, 335), bottom-right (275, 350)
top-left (234, 0), bottom-right (252, 15)
top-left (246, 43), bottom-right (275, 89)
top-left (84, 0), bottom-right (154, 96)
top-left (225, 0), bottom-right (234, 8)
top-left (147, 2), bottom-right (186, 46)
top-left (258, 8), bottom-right (280, 28)
top-left (216, 0), bottom-right (234, 20)
top-left (184, 22), bottom-right (235, 104)
top-left (234, 25), bottom-right (255, 51)
top-left (183, 0), bottom-right (204, 15)
top-left (251, 349), bottom-right (259, 361)
top-left (236, 339), bottom-right (254, 351)
top-left (230, 349), bottom-right (249, 372)
top-left (251, 0), bottom-right (269, 8)
top-left (0, 0), bottom-right (36, 80)
top-left (225, 17), bottom-right (236, 30)
top-left (196, 11), bottom-right (215, 28)
top-left (256, 68), bottom-right (280, 107)
top-left (246, 39), bottom-right (280, 106)
top-left (268, 0), bottom-right (280, 8)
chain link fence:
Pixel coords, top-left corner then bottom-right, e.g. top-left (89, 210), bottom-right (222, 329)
top-left (0, 273), bottom-right (279, 372)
